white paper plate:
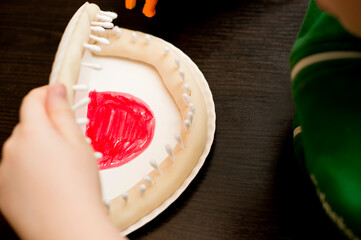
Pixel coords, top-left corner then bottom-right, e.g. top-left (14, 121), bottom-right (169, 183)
top-left (51, 3), bottom-right (215, 234)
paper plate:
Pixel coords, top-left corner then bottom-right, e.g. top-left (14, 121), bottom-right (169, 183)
top-left (50, 2), bottom-right (216, 235)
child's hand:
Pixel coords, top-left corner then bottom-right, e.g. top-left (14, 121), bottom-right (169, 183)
top-left (0, 84), bottom-right (124, 240)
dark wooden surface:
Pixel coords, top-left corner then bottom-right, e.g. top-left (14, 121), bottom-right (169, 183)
top-left (0, 0), bottom-right (345, 239)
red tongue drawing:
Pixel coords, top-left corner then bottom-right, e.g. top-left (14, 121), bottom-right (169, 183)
top-left (86, 91), bottom-right (156, 170)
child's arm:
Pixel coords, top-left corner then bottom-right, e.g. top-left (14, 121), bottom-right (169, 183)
top-left (315, 0), bottom-right (361, 37)
top-left (0, 84), bottom-right (126, 240)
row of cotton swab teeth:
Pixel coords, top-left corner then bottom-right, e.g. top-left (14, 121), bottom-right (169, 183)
top-left (116, 132), bottom-right (186, 204)
top-left (73, 9), bottom-right (118, 161)
top-left (165, 46), bottom-right (196, 132)
top-left (84, 11), bottom-right (117, 53)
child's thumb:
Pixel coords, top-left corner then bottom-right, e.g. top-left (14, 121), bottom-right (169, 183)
top-left (46, 83), bottom-right (84, 144)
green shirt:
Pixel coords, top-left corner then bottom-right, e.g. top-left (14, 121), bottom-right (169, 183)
top-left (290, 1), bottom-right (361, 239)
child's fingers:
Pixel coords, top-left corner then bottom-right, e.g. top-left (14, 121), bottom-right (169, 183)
top-left (143, 0), bottom-right (158, 17)
top-left (1, 124), bottom-right (20, 161)
top-left (19, 86), bottom-right (51, 129)
top-left (45, 83), bottom-right (85, 145)
top-left (125, 0), bottom-right (136, 9)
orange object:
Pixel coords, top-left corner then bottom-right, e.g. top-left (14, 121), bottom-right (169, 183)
top-left (142, 0), bottom-right (158, 17)
top-left (125, 0), bottom-right (136, 9)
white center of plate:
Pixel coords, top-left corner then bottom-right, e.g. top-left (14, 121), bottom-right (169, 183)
top-left (76, 50), bottom-right (182, 201)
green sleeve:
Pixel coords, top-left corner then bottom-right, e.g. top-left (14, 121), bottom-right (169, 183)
top-left (290, 1), bottom-right (361, 239)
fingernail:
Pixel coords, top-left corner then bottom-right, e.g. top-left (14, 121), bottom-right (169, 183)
top-left (52, 83), bottom-right (67, 99)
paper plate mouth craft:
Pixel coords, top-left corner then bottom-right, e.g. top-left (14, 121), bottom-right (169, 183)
top-left (49, 2), bottom-right (216, 235)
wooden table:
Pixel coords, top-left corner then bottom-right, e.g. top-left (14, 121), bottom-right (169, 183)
top-left (0, 0), bottom-right (344, 239)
